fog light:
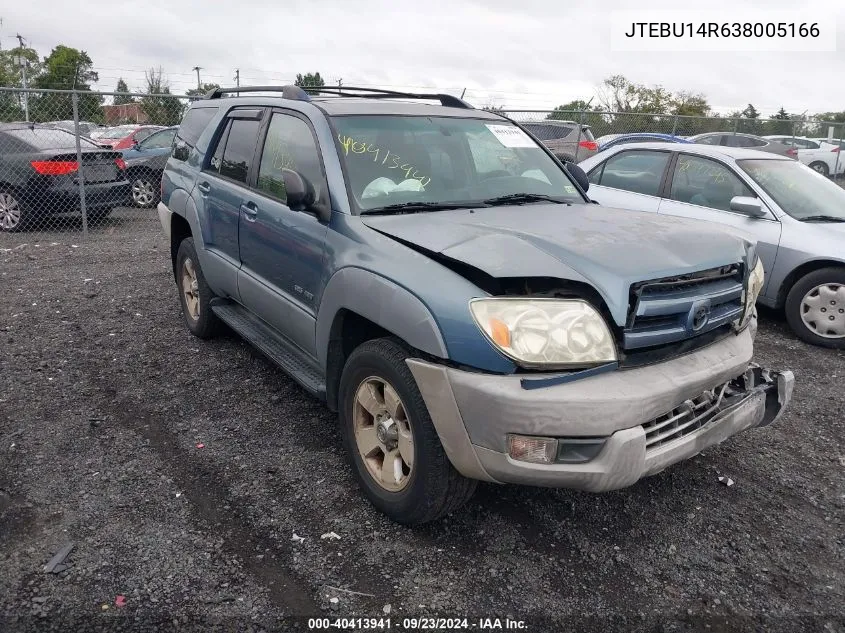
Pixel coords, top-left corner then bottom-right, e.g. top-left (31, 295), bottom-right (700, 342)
top-left (507, 435), bottom-right (558, 464)
top-left (556, 438), bottom-right (607, 463)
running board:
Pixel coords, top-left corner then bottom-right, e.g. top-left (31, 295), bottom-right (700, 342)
top-left (210, 299), bottom-right (326, 400)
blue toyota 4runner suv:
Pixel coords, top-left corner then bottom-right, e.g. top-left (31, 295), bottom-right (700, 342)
top-left (158, 86), bottom-right (794, 524)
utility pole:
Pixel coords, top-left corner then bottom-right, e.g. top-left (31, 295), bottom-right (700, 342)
top-left (338, 78), bottom-right (342, 96)
top-left (15, 33), bottom-right (29, 122)
top-left (192, 66), bottom-right (202, 90)
top-left (234, 68), bottom-right (240, 96)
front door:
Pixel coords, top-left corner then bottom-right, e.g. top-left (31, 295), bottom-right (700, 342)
top-left (237, 110), bottom-right (330, 358)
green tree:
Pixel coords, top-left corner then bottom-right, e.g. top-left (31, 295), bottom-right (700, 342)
top-left (765, 107), bottom-right (793, 135)
top-left (294, 72), bottom-right (325, 93)
top-left (113, 78), bottom-right (134, 105)
top-left (0, 48), bottom-right (41, 121)
top-left (29, 45), bottom-right (103, 122)
top-left (671, 91), bottom-right (710, 117)
top-left (140, 67), bottom-right (185, 126)
top-left (185, 82), bottom-right (221, 99)
top-left (737, 103), bottom-right (763, 135)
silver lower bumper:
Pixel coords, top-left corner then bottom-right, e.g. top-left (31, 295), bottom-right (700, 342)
top-left (407, 330), bottom-right (794, 491)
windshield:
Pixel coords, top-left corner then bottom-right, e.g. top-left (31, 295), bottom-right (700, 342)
top-left (737, 158), bottom-right (845, 221)
top-left (331, 115), bottom-right (585, 212)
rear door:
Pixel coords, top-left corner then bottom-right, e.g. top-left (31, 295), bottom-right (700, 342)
top-left (585, 149), bottom-right (671, 213)
top-left (236, 109), bottom-right (330, 357)
top-left (196, 108), bottom-right (263, 271)
top-left (658, 152), bottom-right (782, 285)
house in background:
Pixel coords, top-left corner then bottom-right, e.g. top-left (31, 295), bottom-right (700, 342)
top-left (103, 103), bottom-right (149, 125)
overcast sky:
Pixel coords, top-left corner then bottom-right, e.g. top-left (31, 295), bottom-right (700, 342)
top-left (3, 0), bottom-right (844, 115)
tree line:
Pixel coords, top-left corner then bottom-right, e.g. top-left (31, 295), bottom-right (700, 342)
top-left (539, 75), bottom-right (845, 137)
top-left (0, 45), bottom-right (192, 126)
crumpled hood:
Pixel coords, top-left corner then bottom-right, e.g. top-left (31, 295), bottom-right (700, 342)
top-left (362, 204), bottom-right (753, 326)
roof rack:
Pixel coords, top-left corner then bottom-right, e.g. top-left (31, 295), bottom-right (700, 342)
top-left (204, 85), bottom-right (473, 109)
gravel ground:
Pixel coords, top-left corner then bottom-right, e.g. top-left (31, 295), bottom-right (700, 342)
top-left (1, 210), bottom-right (843, 632)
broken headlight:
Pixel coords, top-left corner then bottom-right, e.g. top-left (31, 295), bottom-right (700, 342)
top-left (739, 258), bottom-right (765, 329)
top-left (469, 298), bottom-right (617, 368)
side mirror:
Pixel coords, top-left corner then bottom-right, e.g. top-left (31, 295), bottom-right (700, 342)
top-left (282, 169), bottom-right (316, 210)
top-left (565, 162), bottom-right (590, 193)
top-left (730, 196), bottom-right (766, 218)
top-left (282, 169), bottom-right (330, 221)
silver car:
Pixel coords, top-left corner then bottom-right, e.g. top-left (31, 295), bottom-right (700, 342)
top-left (521, 120), bottom-right (598, 163)
top-left (687, 132), bottom-right (797, 158)
top-left (578, 143), bottom-right (845, 348)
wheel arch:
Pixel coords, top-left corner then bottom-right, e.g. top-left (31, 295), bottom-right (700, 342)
top-left (777, 258), bottom-right (845, 308)
top-left (317, 268), bottom-right (449, 411)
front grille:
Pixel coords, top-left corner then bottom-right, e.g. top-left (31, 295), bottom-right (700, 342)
top-left (624, 264), bottom-right (744, 350)
top-left (643, 383), bottom-right (729, 449)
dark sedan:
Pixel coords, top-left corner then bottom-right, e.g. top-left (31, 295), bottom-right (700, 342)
top-left (0, 123), bottom-right (130, 232)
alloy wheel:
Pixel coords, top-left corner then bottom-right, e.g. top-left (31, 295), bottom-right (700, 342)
top-left (181, 258), bottom-right (200, 320)
top-left (0, 192), bottom-right (22, 231)
top-left (352, 377), bottom-right (414, 492)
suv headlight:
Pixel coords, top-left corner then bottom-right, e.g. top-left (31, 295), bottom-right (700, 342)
top-left (469, 298), bottom-right (617, 368)
top-left (739, 258), bottom-right (765, 329)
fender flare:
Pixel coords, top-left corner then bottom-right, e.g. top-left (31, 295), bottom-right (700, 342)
top-left (316, 267), bottom-right (449, 369)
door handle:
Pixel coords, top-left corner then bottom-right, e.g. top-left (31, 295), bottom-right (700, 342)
top-left (240, 202), bottom-right (258, 221)
top-left (197, 181), bottom-right (211, 196)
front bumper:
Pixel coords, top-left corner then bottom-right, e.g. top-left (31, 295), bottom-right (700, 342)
top-left (407, 327), bottom-right (794, 491)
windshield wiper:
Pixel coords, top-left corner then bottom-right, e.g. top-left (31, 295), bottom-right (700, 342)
top-left (800, 215), bottom-right (845, 223)
top-left (483, 193), bottom-right (570, 206)
top-left (360, 201), bottom-right (489, 215)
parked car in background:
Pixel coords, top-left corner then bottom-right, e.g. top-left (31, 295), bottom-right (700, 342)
top-left (811, 138), bottom-right (845, 151)
top-left (521, 120), bottom-right (598, 162)
top-left (0, 123), bottom-right (129, 232)
top-left (47, 120), bottom-right (103, 138)
top-left (687, 132), bottom-right (797, 158)
top-left (95, 125), bottom-right (165, 150)
top-left (764, 135), bottom-right (844, 177)
top-left (579, 142), bottom-right (845, 348)
top-left (156, 85), bottom-right (793, 523)
top-left (595, 133), bottom-right (691, 153)
top-left (121, 126), bottom-right (177, 208)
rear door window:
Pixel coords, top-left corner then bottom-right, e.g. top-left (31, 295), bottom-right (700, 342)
top-left (206, 117), bottom-right (261, 185)
top-left (592, 150), bottom-right (670, 196)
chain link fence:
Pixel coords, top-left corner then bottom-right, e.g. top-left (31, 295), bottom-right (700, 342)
top-left (502, 109), bottom-right (845, 178)
top-left (0, 87), bottom-right (192, 244)
top-left (2, 88), bottom-right (845, 244)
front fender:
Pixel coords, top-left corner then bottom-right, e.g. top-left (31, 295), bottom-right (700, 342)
top-left (315, 267), bottom-right (448, 370)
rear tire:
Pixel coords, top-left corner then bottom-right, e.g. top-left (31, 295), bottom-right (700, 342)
top-left (0, 189), bottom-right (27, 232)
top-left (175, 237), bottom-right (221, 339)
top-left (784, 267), bottom-right (845, 349)
top-left (129, 170), bottom-right (159, 208)
top-left (338, 338), bottom-right (477, 524)
top-left (809, 161), bottom-right (829, 177)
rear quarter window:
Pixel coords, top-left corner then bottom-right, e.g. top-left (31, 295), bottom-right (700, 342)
top-left (175, 107), bottom-right (218, 149)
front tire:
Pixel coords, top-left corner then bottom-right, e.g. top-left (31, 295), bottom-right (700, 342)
top-left (785, 267), bottom-right (845, 349)
top-left (338, 338), bottom-right (476, 524)
top-left (175, 237), bottom-right (221, 339)
top-left (809, 161), bottom-right (829, 177)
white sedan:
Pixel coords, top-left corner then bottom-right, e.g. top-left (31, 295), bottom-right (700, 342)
top-left (764, 135), bottom-right (844, 177)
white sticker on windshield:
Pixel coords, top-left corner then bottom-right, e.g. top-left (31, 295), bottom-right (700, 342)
top-left (485, 124), bottom-right (536, 148)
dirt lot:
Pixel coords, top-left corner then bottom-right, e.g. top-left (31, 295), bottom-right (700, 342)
top-left (1, 210), bottom-right (843, 632)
